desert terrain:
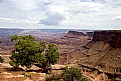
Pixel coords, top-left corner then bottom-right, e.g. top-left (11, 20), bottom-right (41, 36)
top-left (0, 29), bottom-right (121, 81)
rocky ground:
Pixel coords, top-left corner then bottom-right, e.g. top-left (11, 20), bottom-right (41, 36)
top-left (0, 30), bottom-right (121, 81)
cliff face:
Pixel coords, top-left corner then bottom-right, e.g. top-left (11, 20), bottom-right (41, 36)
top-left (68, 31), bottom-right (86, 36)
top-left (93, 31), bottom-right (121, 48)
top-left (79, 30), bottom-right (121, 80)
top-left (64, 31), bottom-right (86, 38)
top-left (86, 32), bottom-right (94, 37)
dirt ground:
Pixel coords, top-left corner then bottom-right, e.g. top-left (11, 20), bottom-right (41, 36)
top-left (0, 55), bottom-right (47, 81)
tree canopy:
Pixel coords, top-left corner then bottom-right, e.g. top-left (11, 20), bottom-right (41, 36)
top-left (10, 35), bottom-right (60, 73)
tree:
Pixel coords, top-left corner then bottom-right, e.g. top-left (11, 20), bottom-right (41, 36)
top-left (62, 67), bottom-right (88, 81)
top-left (33, 43), bottom-right (60, 73)
top-left (10, 35), bottom-right (60, 73)
top-left (0, 56), bottom-right (4, 63)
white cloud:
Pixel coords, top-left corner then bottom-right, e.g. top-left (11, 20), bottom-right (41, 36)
top-left (0, 17), bottom-right (16, 21)
top-left (0, 0), bottom-right (121, 29)
top-left (112, 15), bottom-right (121, 20)
top-left (41, 12), bottom-right (65, 26)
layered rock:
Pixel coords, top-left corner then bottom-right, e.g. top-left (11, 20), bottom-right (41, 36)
top-left (64, 31), bottom-right (86, 38)
top-left (67, 31), bottom-right (86, 36)
top-left (93, 30), bottom-right (121, 48)
top-left (86, 32), bottom-right (94, 37)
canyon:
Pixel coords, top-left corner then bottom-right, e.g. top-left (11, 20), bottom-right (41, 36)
top-left (0, 29), bottom-right (121, 81)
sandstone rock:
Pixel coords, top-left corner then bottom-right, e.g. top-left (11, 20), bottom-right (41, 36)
top-left (64, 31), bottom-right (86, 38)
top-left (86, 32), bottom-right (94, 37)
top-left (93, 31), bottom-right (121, 48)
top-left (51, 64), bottom-right (66, 70)
top-left (3, 72), bottom-right (11, 75)
top-left (38, 73), bottom-right (46, 81)
top-left (4, 75), bottom-right (24, 78)
top-left (24, 78), bottom-right (33, 81)
top-left (68, 31), bottom-right (86, 36)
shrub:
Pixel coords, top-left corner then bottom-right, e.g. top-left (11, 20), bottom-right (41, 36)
top-left (22, 73), bottom-right (31, 77)
top-left (0, 56), bottom-right (4, 63)
top-left (62, 67), bottom-right (88, 81)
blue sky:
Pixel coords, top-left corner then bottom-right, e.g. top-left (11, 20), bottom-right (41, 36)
top-left (0, 0), bottom-right (121, 29)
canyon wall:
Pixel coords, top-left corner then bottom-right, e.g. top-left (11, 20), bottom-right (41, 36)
top-left (67, 31), bottom-right (86, 36)
top-left (68, 31), bottom-right (85, 36)
top-left (86, 32), bottom-right (94, 37)
top-left (92, 31), bottom-right (121, 48)
top-left (64, 31), bottom-right (86, 38)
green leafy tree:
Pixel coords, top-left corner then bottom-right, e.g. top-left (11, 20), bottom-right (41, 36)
top-left (10, 35), bottom-right (60, 73)
top-left (0, 56), bottom-right (4, 63)
top-left (34, 44), bottom-right (60, 73)
top-left (62, 67), bottom-right (88, 81)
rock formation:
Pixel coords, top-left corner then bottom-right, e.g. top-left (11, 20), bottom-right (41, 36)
top-left (93, 30), bottom-right (121, 48)
top-left (68, 31), bottom-right (86, 36)
top-left (64, 31), bottom-right (86, 38)
top-left (86, 32), bottom-right (94, 37)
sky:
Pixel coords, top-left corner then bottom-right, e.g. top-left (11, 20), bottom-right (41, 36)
top-left (0, 0), bottom-right (121, 29)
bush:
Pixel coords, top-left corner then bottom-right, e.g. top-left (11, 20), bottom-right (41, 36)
top-left (81, 77), bottom-right (89, 81)
top-left (62, 67), bottom-right (88, 81)
top-left (0, 56), bottom-right (4, 63)
top-left (22, 73), bottom-right (31, 77)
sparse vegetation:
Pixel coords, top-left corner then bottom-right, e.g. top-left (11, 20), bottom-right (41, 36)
top-left (10, 35), bottom-right (60, 73)
top-left (62, 67), bottom-right (88, 81)
top-left (0, 56), bottom-right (4, 63)
top-left (22, 73), bottom-right (31, 77)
